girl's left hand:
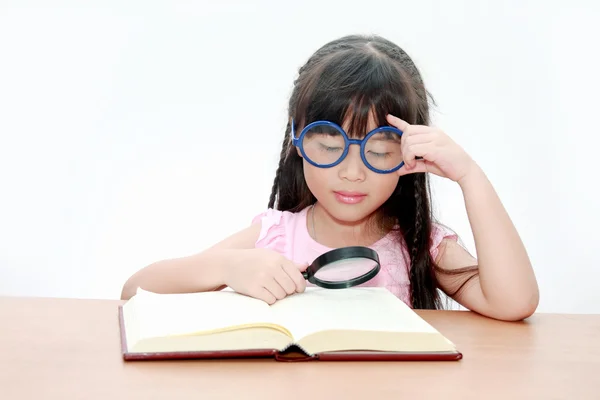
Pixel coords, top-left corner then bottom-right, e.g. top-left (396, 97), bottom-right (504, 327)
top-left (386, 114), bottom-right (476, 183)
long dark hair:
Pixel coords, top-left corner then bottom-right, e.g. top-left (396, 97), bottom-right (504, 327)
top-left (268, 34), bottom-right (476, 309)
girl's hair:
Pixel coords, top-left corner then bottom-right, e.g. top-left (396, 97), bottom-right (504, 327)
top-left (267, 34), bottom-right (478, 309)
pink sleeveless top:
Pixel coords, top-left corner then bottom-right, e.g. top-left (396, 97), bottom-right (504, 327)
top-left (252, 207), bottom-right (457, 307)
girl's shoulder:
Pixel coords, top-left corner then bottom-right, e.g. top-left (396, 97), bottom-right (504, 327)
top-left (251, 207), bottom-right (310, 259)
top-left (429, 222), bottom-right (459, 261)
top-left (251, 208), bottom-right (306, 234)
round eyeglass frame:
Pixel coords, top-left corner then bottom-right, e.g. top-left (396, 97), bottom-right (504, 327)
top-left (291, 119), bottom-right (405, 174)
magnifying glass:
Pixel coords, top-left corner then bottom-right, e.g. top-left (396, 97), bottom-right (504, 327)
top-left (302, 246), bottom-right (381, 289)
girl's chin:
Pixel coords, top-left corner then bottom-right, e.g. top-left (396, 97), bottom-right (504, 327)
top-left (318, 201), bottom-right (378, 224)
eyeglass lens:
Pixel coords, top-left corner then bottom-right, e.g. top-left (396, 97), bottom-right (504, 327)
top-left (301, 124), bottom-right (403, 171)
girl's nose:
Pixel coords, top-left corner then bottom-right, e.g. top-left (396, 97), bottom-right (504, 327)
top-left (338, 145), bottom-right (365, 182)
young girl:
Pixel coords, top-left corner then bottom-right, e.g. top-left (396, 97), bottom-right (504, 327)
top-left (121, 34), bottom-right (539, 321)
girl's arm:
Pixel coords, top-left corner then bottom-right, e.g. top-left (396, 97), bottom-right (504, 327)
top-left (384, 114), bottom-right (539, 321)
top-left (120, 223), bottom-right (261, 300)
top-left (435, 164), bottom-right (539, 321)
top-left (120, 222), bottom-right (308, 303)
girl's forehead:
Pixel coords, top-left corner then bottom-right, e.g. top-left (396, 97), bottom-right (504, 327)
top-left (339, 110), bottom-right (381, 136)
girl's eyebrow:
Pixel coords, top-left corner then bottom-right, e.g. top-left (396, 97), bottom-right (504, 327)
top-left (367, 131), bottom-right (401, 141)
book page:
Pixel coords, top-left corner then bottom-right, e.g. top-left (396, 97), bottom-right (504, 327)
top-left (131, 288), bottom-right (283, 339)
top-left (270, 287), bottom-right (439, 341)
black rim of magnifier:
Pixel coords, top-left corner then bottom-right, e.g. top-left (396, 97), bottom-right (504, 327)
top-left (302, 246), bottom-right (381, 289)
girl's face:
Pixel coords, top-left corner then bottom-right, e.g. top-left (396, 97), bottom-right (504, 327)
top-left (298, 113), bottom-right (400, 224)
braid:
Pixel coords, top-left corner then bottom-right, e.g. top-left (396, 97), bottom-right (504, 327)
top-left (268, 122), bottom-right (292, 209)
top-left (407, 175), bottom-right (441, 309)
top-left (409, 178), bottom-right (422, 307)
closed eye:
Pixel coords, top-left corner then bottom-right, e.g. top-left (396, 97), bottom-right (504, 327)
top-left (319, 143), bottom-right (343, 152)
top-left (367, 150), bottom-right (390, 158)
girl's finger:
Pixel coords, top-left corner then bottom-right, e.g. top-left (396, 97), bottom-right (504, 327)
top-left (274, 264), bottom-right (299, 295)
top-left (400, 133), bottom-right (435, 165)
top-left (387, 114), bottom-right (432, 135)
top-left (282, 262), bottom-right (307, 293)
top-left (386, 114), bottom-right (409, 131)
top-left (254, 287), bottom-right (277, 304)
top-left (397, 160), bottom-right (430, 176)
top-left (404, 125), bottom-right (432, 136)
top-left (263, 277), bottom-right (288, 300)
top-left (403, 143), bottom-right (434, 168)
top-left (402, 132), bottom-right (437, 146)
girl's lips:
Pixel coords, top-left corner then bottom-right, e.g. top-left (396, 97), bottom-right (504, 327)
top-left (334, 191), bottom-right (367, 204)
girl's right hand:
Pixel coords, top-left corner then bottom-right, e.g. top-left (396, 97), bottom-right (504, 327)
top-left (222, 249), bottom-right (308, 304)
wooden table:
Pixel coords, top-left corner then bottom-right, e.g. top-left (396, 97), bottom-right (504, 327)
top-left (1, 297), bottom-right (599, 399)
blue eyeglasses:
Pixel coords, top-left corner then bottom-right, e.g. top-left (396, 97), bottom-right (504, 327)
top-left (291, 119), bottom-right (405, 174)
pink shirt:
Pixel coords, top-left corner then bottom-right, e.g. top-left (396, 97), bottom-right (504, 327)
top-left (252, 207), bottom-right (457, 307)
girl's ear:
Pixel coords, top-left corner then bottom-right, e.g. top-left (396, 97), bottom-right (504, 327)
top-left (296, 146), bottom-right (303, 158)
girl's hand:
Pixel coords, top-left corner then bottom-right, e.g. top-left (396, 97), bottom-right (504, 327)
top-left (386, 114), bottom-right (476, 184)
top-left (223, 248), bottom-right (308, 304)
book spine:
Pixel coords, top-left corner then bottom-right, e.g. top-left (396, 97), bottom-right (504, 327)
top-left (273, 344), bottom-right (317, 362)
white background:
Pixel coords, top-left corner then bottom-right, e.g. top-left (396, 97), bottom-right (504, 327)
top-left (1, 0), bottom-right (598, 313)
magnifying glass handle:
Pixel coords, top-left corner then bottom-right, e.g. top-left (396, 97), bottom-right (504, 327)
top-left (302, 271), bottom-right (309, 279)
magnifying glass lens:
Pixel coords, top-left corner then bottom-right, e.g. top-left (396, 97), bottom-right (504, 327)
top-left (303, 246), bottom-right (381, 289)
top-left (313, 257), bottom-right (379, 283)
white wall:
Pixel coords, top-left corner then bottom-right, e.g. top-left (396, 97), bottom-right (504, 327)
top-left (1, 0), bottom-right (598, 313)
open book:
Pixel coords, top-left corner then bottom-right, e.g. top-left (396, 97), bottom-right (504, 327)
top-left (118, 287), bottom-right (462, 361)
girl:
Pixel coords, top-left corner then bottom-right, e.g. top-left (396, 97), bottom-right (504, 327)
top-left (121, 34), bottom-right (539, 321)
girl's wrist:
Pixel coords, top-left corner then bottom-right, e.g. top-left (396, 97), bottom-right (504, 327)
top-left (457, 162), bottom-right (486, 193)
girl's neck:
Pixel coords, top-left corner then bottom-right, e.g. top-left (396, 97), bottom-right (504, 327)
top-left (308, 202), bottom-right (390, 248)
